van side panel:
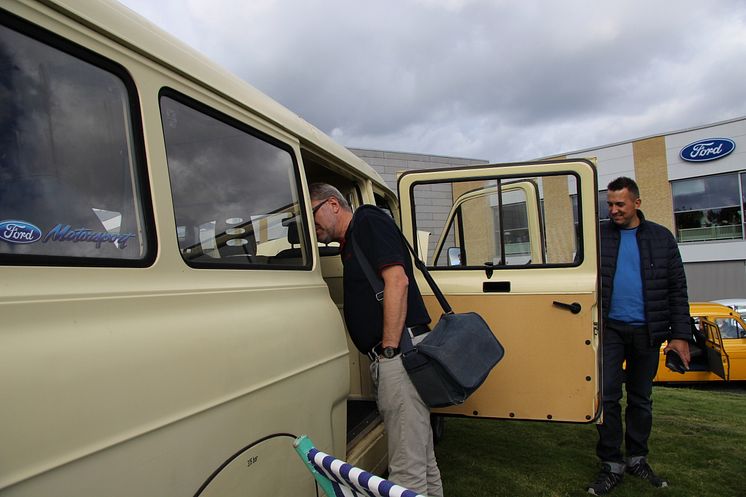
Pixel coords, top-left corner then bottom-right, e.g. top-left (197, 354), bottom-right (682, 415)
top-left (0, 1), bottom-right (351, 495)
top-left (0, 269), bottom-right (349, 495)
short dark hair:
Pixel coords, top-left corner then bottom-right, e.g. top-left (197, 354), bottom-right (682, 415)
top-left (607, 176), bottom-right (639, 199)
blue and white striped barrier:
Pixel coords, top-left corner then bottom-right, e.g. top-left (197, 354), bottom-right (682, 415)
top-left (293, 435), bottom-right (425, 497)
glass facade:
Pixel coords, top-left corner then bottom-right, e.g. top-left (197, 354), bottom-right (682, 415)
top-left (597, 190), bottom-right (609, 221)
top-left (672, 173), bottom-right (744, 243)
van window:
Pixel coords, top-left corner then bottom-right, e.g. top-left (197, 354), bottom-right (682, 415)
top-left (413, 173), bottom-right (581, 268)
top-left (0, 18), bottom-right (152, 264)
top-left (160, 93), bottom-right (309, 268)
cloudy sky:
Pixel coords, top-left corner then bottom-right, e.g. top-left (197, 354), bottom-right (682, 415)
top-left (117, 0), bottom-right (746, 162)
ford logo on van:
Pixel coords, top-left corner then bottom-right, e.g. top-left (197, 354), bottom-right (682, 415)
top-left (0, 220), bottom-right (43, 244)
top-left (680, 138), bottom-right (735, 162)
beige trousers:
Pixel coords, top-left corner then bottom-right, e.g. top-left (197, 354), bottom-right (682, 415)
top-left (371, 344), bottom-right (444, 497)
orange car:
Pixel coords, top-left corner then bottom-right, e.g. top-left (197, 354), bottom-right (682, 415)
top-left (654, 302), bottom-right (746, 382)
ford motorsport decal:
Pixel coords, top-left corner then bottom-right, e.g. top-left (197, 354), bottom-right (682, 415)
top-left (42, 224), bottom-right (136, 248)
top-left (680, 138), bottom-right (735, 162)
top-left (0, 220), bottom-right (43, 244)
top-left (0, 221), bottom-right (135, 249)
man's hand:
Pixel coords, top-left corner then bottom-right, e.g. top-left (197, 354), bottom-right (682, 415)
top-left (663, 339), bottom-right (691, 369)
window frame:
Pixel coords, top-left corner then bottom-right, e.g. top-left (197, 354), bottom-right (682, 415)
top-left (0, 10), bottom-right (156, 268)
top-left (158, 88), bottom-right (312, 271)
top-left (408, 171), bottom-right (583, 270)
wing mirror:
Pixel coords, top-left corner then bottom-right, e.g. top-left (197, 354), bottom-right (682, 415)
top-left (447, 247), bottom-right (462, 266)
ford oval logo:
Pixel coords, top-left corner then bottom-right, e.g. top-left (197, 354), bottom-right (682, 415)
top-left (680, 138), bottom-right (735, 162)
top-left (0, 220), bottom-right (43, 244)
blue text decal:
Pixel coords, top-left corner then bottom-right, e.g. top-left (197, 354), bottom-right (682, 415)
top-left (0, 220), bottom-right (43, 244)
top-left (42, 224), bottom-right (136, 249)
top-left (680, 138), bottom-right (735, 162)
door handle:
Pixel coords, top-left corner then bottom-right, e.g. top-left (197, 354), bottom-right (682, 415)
top-left (553, 301), bottom-right (582, 314)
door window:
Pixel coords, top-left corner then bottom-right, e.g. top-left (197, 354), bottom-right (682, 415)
top-left (715, 318), bottom-right (746, 339)
top-left (160, 93), bottom-right (309, 268)
top-left (416, 174), bottom-right (581, 268)
top-left (0, 19), bottom-right (152, 264)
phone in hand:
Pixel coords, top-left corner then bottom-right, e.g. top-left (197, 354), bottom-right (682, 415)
top-left (665, 349), bottom-right (687, 374)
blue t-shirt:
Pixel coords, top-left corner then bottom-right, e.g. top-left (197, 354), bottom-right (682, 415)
top-left (609, 227), bottom-right (646, 325)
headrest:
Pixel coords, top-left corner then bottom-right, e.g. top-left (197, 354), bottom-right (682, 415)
top-left (286, 218), bottom-right (300, 245)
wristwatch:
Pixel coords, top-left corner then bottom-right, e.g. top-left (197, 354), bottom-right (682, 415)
top-left (382, 346), bottom-right (399, 359)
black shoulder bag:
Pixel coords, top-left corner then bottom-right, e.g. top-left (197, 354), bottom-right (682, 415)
top-left (350, 209), bottom-right (505, 408)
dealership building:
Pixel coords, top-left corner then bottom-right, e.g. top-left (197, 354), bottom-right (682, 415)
top-left (351, 115), bottom-right (746, 301)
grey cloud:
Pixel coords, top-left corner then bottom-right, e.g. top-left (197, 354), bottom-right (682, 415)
top-left (118, 0), bottom-right (746, 161)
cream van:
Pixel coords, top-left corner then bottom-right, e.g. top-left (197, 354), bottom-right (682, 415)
top-left (0, 1), bottom-right (601, 495)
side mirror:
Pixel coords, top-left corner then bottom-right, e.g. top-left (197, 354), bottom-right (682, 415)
top-left (447, 247), bottom-right (462, 267)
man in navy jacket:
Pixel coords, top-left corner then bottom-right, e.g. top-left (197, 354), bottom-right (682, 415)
top-left (588, 177), bottom-right (691, 495)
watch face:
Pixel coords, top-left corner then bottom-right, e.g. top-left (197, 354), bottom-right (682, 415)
top-left (383, 347), bottom-right (396, 358)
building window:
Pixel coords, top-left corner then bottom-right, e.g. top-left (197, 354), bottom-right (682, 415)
top-left (672, 173), bottom-right (744, 243)
top-left (597, 190), bottom-right (609, 221)
top-left (742, 172), bottom-right (746, 238)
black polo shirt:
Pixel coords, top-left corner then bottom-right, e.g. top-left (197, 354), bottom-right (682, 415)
top-left (341, 206), bottom-right (431, 353)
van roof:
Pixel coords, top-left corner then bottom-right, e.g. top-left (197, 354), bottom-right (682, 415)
top-left (44, 0), bottom-right (390, 192)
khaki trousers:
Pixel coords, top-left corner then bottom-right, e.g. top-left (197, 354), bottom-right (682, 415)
top-left (371, 342), bottom-right (444, 497)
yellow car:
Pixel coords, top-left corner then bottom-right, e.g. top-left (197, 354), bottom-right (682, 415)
top-left (654, 302), bottom-right (746, 382)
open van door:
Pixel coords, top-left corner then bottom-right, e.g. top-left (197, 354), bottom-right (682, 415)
top-left (398, 159), bottom-right (600, 423)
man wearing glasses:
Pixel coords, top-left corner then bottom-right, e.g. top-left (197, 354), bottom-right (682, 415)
top-left (309, 183), bottom-right (443, 497)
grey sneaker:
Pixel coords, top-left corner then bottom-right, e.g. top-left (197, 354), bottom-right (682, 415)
top-left (587, 464), bottom-right (623, 495)
top-left (626, 460), bottom-right (668, 488)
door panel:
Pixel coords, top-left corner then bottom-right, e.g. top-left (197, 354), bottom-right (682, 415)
top-left (398, 160), bottom-right (599, 423)
top-left (702, 321), bottom-right (729, 380)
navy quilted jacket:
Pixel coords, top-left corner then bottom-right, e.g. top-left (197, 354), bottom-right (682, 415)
top-left (600, 210), bottom-right (691, 345)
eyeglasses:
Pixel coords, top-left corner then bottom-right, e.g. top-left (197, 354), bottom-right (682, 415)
top-left (312, 198), bottom-right (330, 216)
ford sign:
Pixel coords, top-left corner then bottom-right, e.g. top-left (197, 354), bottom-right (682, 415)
top-left (680, 138), bottom-right (735, 162)
top-left (0, 220), bottom-right (43, 244)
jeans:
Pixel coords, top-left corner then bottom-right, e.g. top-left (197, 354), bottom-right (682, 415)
top-left (596, 320), bottom-right (661, 469)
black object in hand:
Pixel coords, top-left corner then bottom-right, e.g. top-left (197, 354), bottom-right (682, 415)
top-left (665, 349), bottom-right (687, 374)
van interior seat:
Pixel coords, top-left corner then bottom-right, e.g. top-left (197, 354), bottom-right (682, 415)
top-left (275, 218), bottom-right (340, 259)
top-left (274, 218), bottom-right (302, 259)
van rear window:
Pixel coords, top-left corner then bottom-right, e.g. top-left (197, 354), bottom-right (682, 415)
top-left (0, 18), bottom-right (153, 265)
top-left (160, 92), bottom-right (310, 269)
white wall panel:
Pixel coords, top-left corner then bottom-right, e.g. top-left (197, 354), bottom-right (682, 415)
top-left (666, 118), bottom-right (746, 181)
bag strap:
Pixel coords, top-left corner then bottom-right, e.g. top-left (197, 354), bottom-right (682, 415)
top-left (348, 207), bottom-right (453, 315)
top-left (350, 234), bottom-right (385, 303)
top-left (395, 228), bottom-right (453, 315)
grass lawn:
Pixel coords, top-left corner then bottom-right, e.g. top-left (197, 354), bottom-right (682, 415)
top-left (435, 384), bottom-right (746, 497)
